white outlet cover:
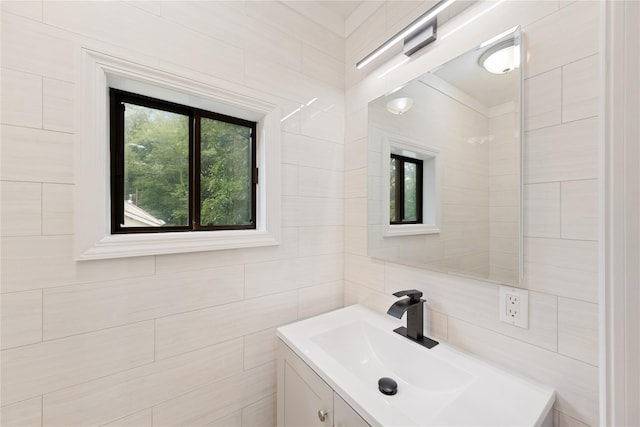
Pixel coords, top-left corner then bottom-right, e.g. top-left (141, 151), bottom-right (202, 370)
top-left (499, 286), bottom-right (529, 328)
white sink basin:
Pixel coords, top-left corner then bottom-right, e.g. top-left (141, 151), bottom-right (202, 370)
top-left (312, 321), bottom-right (474, 392)
top-left (278, 305), bottom-right (554, 427)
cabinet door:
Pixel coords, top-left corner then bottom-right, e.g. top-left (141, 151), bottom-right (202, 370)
top-left (333, 393), bottom-right (370, 427)
top-left (280, 342), bottom-right (334, 427)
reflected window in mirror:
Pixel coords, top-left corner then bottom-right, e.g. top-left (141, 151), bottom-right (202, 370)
top-left (390, 154), bottom-right (423, 224)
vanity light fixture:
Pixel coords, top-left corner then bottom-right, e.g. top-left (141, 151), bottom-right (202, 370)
top-left (386, 97), bottom-right (414, 115)
top-left (356, 0), bottom-right (457, 70)
top-left (479, 39), bottom-right (519, 74)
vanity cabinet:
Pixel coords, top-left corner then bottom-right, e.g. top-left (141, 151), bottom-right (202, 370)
top-left (277, 340), bottom-right (370, 427)
top-left (333, 393), bottom-right (370, 427)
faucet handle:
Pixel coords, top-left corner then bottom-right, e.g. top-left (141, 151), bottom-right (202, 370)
top-left (392, 289), bottom-right (423, 303)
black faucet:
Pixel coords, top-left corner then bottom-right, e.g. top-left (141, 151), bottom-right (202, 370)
top-left (387, 289), bottom-right (438, 349)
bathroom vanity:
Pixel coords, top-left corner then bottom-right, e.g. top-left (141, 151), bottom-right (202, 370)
top-left (278, 340), bottom-right (370, 427)
top-left (277, 305), bottom-right (554, 427)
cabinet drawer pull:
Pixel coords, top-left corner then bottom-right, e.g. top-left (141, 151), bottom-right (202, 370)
top-left (318, 410), bottom-right (328, 422)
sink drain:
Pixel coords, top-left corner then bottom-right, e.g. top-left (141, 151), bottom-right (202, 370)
top-left (378, 377), bottom-right (398, 395)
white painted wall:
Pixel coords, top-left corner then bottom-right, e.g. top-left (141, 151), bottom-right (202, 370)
top-left (345, 1), bottom-right (599, 426)
top-left (0, 2), bottom-right (345, 426)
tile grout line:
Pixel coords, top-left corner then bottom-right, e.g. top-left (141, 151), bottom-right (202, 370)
top-left (41, 75), bottom-right (44, 132)
top-left (153, 319), bottom-right (156, 363)
top-left (41, 288), bottom-right (44, 344)
top-left (560, 61), bottom-right (564, 125)
top-left (559, 181), bottom-right (563, 239)
top-left (556, 294), bottom-right (560, 356)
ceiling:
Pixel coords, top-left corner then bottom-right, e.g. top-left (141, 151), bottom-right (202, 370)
top-left (318, 1), bottom-right (364, 19)
top-left (281, 0), bottom-right (379, 38)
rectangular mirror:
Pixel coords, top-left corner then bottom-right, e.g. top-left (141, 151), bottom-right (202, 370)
top-left (367, 27), bottom-right (522, 286)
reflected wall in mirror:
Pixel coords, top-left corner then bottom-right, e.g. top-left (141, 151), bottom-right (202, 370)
top-left (367, 27), bottom-right (522, 286)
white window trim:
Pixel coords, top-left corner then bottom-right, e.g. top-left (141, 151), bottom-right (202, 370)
top-left (76, 48), bottom-right (281, 260)
top-left (378, 130), bottom-right (441, 237)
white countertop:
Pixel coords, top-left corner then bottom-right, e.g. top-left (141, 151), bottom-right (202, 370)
top-left (277, 304), bottom-right (555, 427)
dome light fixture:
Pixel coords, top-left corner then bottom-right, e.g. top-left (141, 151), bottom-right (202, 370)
top-left (479, 39), bottom-right (519, 74)
top-left (386, 97), bottom-right (414, 115)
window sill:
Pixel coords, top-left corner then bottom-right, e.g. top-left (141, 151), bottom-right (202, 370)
top-left (384, 224), bottom-right (440, 237)
top-left (78, 230), bottom-right (279, 260)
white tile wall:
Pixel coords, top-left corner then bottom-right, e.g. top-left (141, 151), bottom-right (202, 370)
top-left (0, 1), bottom-right (603, 427)
top-left (1, 2), bottom-right (344, 426)
top-left (524, 182), bottom-right (561, 238)
top-left (127, 1), bottom-right (161, 17)
top-left (242, 394), bottom-right (277, 427)
top-left (244, 254), bottom-right (342, 298)
top-left (298, 281), bottom-right (344, 319)
top-left (154, 291), bottom-right (299, 360)
top-left (1, 125), bottom-right (74, 184)
top-left (524, 237), bottom-right (598, 303)
top-left (561, 179), bottom-right (598, 241)
top-left (42, 183), bottom-right (74, 235)
top-left (562, 54), bottom-right (599, 123)
top-left (1, 0), bottom-right (42, 21)
top-left (524, 0), bottom-right (599, 78)
top-left (2, 235), bottom-right (156, 292)
top-left (151, 362), bottom-right (275, 427)
top-left (524, 68), bottom-right (562, 131)
top-left (43, 338), bottom-right (245, 426)
top-left (447, 318), bottom-right (598, 425)
top-left (204, 411), bottom-right (242, 427)
top-left (298, 226), bottom-right (343, 256)
top-left (1, 68), bottom-right (43, 128)
top-left (1, 13), bottom-right (76, 82)
top-left (43, 265), bottom-right (245, 339)
top-left (558, 297), bottom-right (599, 366)
top-left (42, 78), bottom-right (75, 133)
top-left (2, 321), bottom-right (155, 405)
top-left (0, 181), bottom-right (42, 236)
top-left (344, 2), bottom-right (601, 426)
top-left (102, 409), bottom-right (153, 427)
top-left (524, 117), bottom-right (598, 184)
top-left (0, 396), bottom-right (42, 427)
top-left (558, 411), bottom-right (591, 427)
top-left (1, 290), bottom-right (42, 349)
top-left (244, 327), bottom-right (278, 371)
top-left (153, 363), bottom-right (276, 426)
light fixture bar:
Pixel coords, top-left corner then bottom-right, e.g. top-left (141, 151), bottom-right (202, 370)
top-left (356, 0), bottom-right (457, 70)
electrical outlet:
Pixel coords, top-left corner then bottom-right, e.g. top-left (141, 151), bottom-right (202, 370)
top-left (506, 294), bottom-right (520, 319)
top-left (499, 286), bottom-right (528, 328)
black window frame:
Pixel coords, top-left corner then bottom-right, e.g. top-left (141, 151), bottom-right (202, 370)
top-left (390, 153), bottom-right (423, 225)
top-left (109, 88), bottom-right (257, 234)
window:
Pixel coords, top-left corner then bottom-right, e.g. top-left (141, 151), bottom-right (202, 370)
top-left (390, 154), bottom-right (423, 224)
top-left (110, 89), bottom-right (257, 234)
top-left (78, 49), bottom-right (281, 260)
